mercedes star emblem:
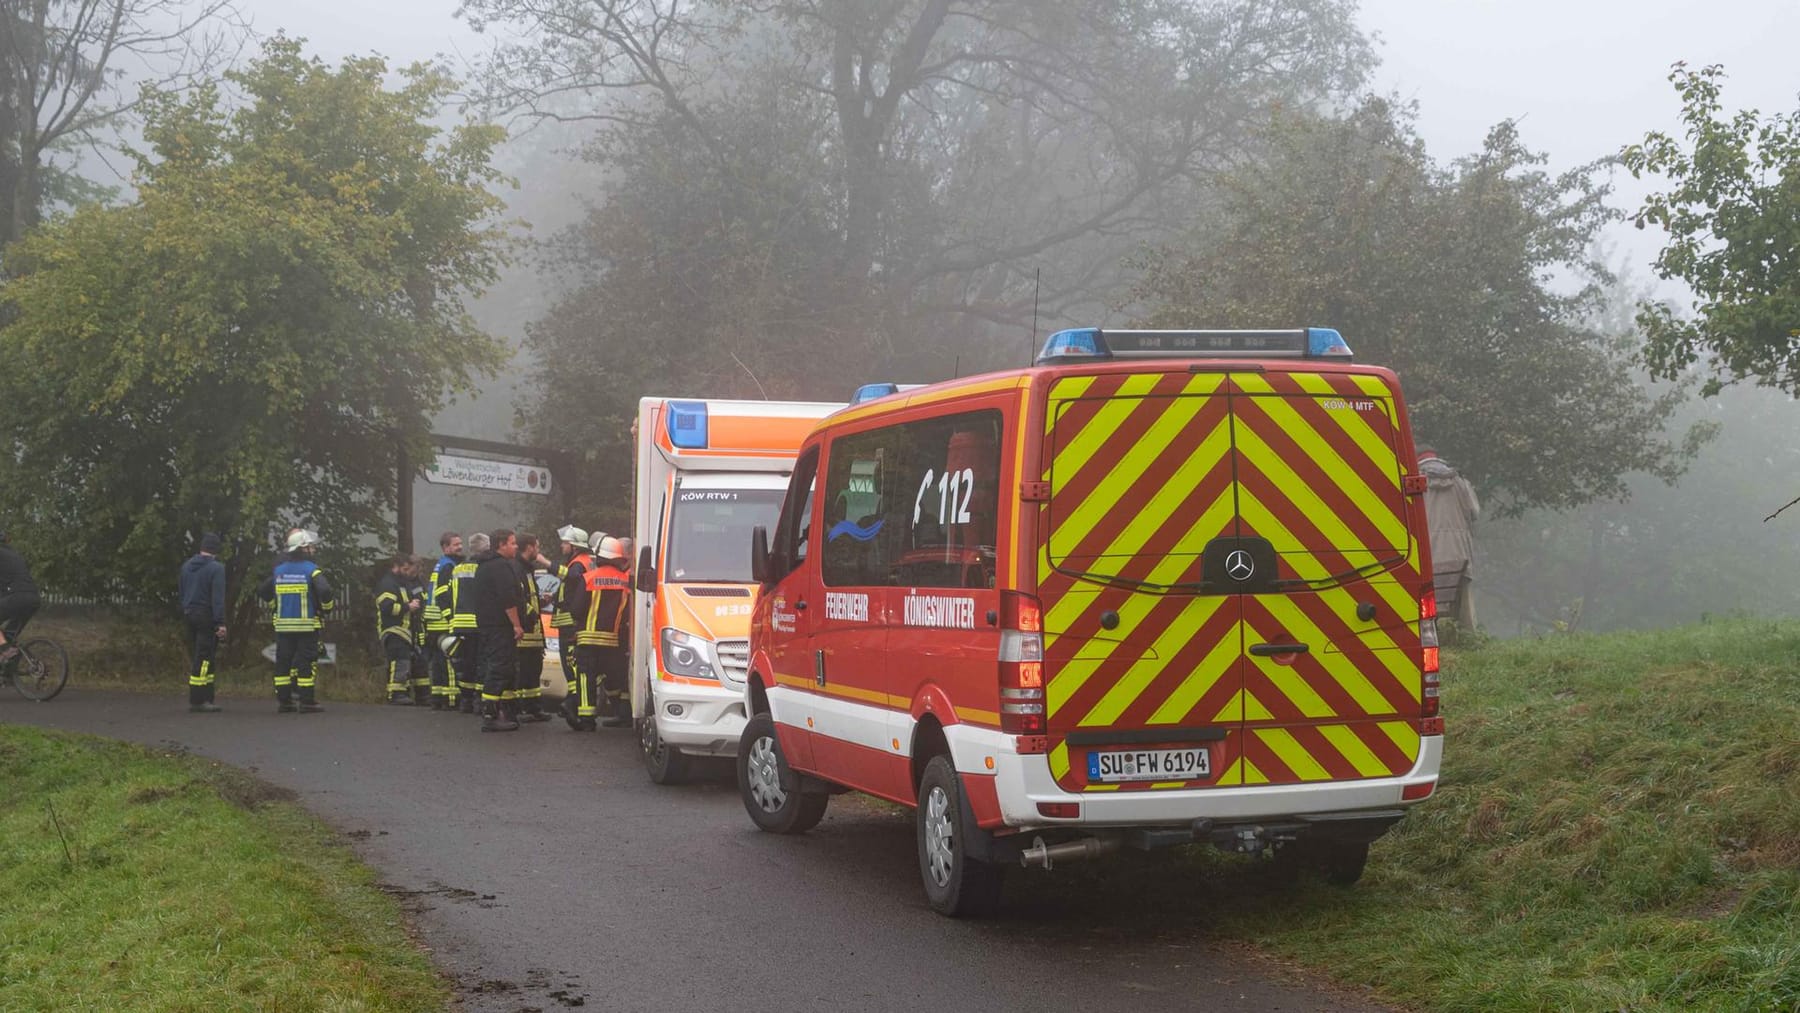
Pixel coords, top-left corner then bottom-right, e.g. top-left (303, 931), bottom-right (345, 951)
top-left (1225, 549), bottom-right (1256, 582)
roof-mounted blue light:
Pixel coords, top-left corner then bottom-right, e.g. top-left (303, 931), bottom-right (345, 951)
top-left (1036, 328), bottom-right (1106, 364)
top-left (852, 383), bottom-right (900, 404)
top-left (1306, 327), bottom-right (1353, 358)
top-left (1036, 326), bottom-right (1355, 364)
top-left (665, 400), bottom-right (709, 449)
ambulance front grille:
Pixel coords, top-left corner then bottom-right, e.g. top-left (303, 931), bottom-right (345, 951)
top-left (716, 639), bottom-right (750, 684)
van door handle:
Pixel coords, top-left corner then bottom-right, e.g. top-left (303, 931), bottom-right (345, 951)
top-left (814, 649), bottom-right (826, 687)
top-left (1249, 643), bottom-right (1310, 656)
top-left (794, 599), bottom-right (808, 611)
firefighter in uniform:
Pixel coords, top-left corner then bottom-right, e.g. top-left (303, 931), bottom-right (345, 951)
top-left (375, 554), bottom-right (422, 705)
top-left (583, 534), bottom-right (634, 729)
top-left (258, 529), bottom-right (333, 713)
top-left (551, 526), bottom-right (590, 722)
top-left (427, 532), bottom-right (462, 710)
top-left (406, 556), bottom-right (433, 705)
top-left (512, 534), bottom-right (553, 722)
top-left (450, 532), bottom-right (486, 713)
top-left (471, 528), bottom-right (526, 732)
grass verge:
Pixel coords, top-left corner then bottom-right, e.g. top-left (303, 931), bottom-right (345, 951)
top-left (0, 726), bottom-right (450, 1011)
top-left (28, 608), bottom-right (395, 704)
top-left (1025, 616), bottom-right (1800, 1011)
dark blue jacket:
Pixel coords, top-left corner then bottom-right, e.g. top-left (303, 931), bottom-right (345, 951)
top-left (179, 553), bottom-right (226, 625)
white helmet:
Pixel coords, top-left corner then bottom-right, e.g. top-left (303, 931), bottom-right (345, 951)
top-left (439, 634), bottom-right (458, 655)
top-left (588, 530), bottom-right (609, 554)
top-left (285, 529), bottom-right (319, 552)
top-left (596, 535), bottom-right (627, 562)
top-left (558, 524), bottom-right (590, 547)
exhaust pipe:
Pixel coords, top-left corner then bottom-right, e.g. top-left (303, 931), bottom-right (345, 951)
top-left (1020, 835), bottom-right (1121, 871)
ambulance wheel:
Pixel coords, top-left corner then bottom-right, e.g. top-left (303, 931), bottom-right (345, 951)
top-left (1320, 841), bottom-right (1370, 886)
top-left (917, 755), bottom-right (1003, 918)
top-left (738, 712), bottom-right (827, 834)
top-left (641, 715), bottom-right (690, 785)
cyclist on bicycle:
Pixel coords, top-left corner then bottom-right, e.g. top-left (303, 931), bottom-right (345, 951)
top-left (0, 529), bottom-right (42, 667)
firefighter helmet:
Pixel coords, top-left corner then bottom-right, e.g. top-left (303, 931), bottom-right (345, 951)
top-left (557, 524), bottom-right (590, 548)
top-left (596, 536), bottom-right (627, 562)
top-left (285, 529), bottom-right (319, 552)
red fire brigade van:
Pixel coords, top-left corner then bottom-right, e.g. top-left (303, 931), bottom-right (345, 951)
top-left (741, 327), bottom-right (1443, 916)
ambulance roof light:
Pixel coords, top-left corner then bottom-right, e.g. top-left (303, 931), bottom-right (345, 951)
top-left (665, 400), bottom-right (709, 449)
top-left (1035, 327), bottom-right (1354, 364)
top-left (850, 382), bottom-right (927, 404)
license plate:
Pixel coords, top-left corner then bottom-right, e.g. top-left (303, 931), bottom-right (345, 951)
top-left (1087, 747), bottom-right (1211, 783)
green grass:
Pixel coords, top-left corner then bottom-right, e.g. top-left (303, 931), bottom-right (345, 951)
top-left (0, 726), bottom-right (450, 1011)
top-left (28, 609), bottom-right (395, 704)
top-left (1034, 617), bottom-right (1800, 1011)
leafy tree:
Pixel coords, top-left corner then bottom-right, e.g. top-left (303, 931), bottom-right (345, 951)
top-left (467, 0), bottom-right (1373, 510)
top-left (1623, 63), bottom-right (1800, 397)
top-left (0, 0), bottom-right (243, 245)
top-left (0, 37), bottom-right (511, 621)
top-left (1131, 99), bottom-right (1704, 513)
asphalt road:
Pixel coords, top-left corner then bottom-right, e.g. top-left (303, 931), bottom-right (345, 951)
top-left (3, 690), bottom-right (1387, 1012)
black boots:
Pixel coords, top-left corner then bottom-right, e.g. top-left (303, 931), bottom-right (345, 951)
top-left (480, 702), bottom-right (520, 733)
top-left (388, 691), bottom-right (414, 706)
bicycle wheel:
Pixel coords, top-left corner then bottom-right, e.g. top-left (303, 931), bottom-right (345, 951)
top-left (13, 639), bottom-right (70, 701)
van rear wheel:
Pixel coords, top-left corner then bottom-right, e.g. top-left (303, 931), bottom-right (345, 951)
top-left (738, 712), bottom-right (827, 834)
top-left (1321, 840), bottom-right (1370, 886)
top-left (917, 755), bottom-right (1003, 917)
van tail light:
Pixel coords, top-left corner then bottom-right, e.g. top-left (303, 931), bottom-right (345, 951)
top-left (999, 591), bottom-right (1046, 735)
top-left (1420, 589), bottom-right (1441, 723)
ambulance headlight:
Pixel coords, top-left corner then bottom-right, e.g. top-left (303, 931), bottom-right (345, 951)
top-left (660, 628), bottom-right (718, 679)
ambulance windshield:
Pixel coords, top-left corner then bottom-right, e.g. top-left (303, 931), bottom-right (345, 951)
top-left (666, 488), bottom-right (787, 583)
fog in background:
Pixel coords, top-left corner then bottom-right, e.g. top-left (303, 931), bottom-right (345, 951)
top-left (220, 0), bottom-right (1800, 629)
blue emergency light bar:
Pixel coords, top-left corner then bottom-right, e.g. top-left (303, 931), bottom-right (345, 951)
top-left (849, 382), bottom-right (928, 405)
top-left (1035, 327), bottom-right (1352, 365)
top-left (665, 400), bottom-right (709, 449)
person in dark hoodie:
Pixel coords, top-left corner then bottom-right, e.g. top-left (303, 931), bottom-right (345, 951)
top-left (178, 532), bottom-right (228, 713)
top-left (471, 528), bottom-right (527, 732)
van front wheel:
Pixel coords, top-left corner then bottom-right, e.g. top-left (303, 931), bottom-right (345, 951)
top-left (641, 714), bottom-right (691, 785)
top-left (738, 712), bottom-right (827, 834)
top-left (917, 755), bottom-right (1003, 917)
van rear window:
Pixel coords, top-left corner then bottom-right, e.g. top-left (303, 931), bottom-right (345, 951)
top-left (820, 410), bottom-right (1002, 590)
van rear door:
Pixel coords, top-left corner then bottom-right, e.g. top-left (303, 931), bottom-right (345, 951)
top-left (1037, 367), bottom-right (1423, 794)
top-left (1229, 371), bottom-right (1422, 786)
top-left (1039, 371), bottom-right (1249, 793)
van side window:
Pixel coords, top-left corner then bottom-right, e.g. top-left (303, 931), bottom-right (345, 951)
top-left (772, 446), bottom-right (820, 581)
top-left (820, 410), bottom-right (1002, 589)
top-left (821, 427), bottom-right (900, 587)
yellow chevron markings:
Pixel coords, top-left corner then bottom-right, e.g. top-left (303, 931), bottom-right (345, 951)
top-left (1319, 724), bottom-right (1393, 778)
top-left (1246, 596), bottom-right (1414, 716)
top-left (1234, 393), bottom-right (1406, 548)
top-left (1087, 609), bottom-right (1233, 726)
top-left (1241, 756), bottom-right (1271, 785)
top-left (1046, 489), bottom-right (1235, 716)
top-left (1253, 586), bottom-right (1418, 701)
top-left (1216, 757), bottom-right (1245, 786)
top-left (1057, 594), bottom-right (1229, 723)
top-left (1050, 742), bottom-right (1070, 780)
top-left (1242, 372), bottom-right (1403, 496)
top-left (1236, 486), bottom-right (1416, 621)
top-left (1043, 451), bottom-right (1235, 638)
top-left (1258, 728), bottom-right (1333, 781)
top-left (1047, 395), bottom-right (1231, 564)
top-left (1140, 622), bottom-right (1243, 725)
top-left (1043, 375), bottom-right (1100, 437)
top-left (1046, 373), bottom-right (1165, 490)
top-left (1380, 720), bottom-right (1423, 760)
